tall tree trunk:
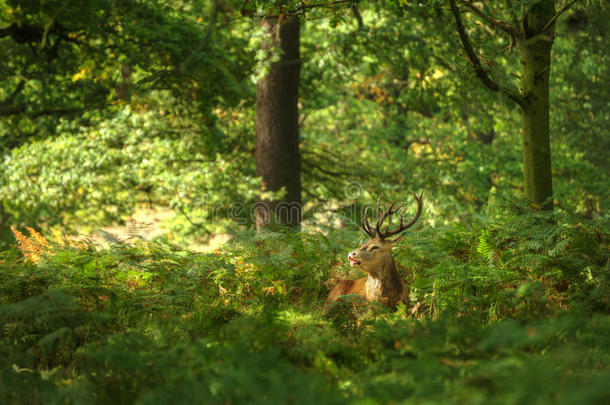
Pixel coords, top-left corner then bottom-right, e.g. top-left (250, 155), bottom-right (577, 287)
top-left (449, 0), bottom-right (559, 211)
top-left (255, 16), bottom-right (302, 228)
top-left (520, 1), bottom-right (556, 210)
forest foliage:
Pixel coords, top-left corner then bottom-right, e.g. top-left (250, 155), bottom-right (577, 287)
top-left (0, 0), bottom-right (609, 403)
top-left (1, 204), bottom-right (609, 403)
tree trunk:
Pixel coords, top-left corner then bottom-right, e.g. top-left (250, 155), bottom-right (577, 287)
top-left (520, 1), bottom-right (556, 210)
top-left (0, 202), bottom-right (8, 244)
top-left (255, 16), bottom-right (302, 228)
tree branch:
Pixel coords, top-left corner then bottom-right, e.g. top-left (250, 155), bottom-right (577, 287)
top-left (0, 103), bottom-right (105, 119)
top-left (240, 0), bottom-right (353, 19)
top-left (542, 0), bottom-right (581, 32)
top-left (180, 0), bottom-right (219, 73)
top-left (502, 0), bottom-right (521, 32)
top-left (30, 107), bottom-right (88, 119)
top-left (0, 80), bottom-right (25, 105)
top-left (457, 0), bottom-right (519, 37)
top-left (0, 104), bottom-right (26, 117)
top-left (449, 0), bottom-right (526, 108)
top-left (302, 158), bottom-right (350, 177)
top-left (351, 2), bottom-right (364, 32)
top-left (293, 0), bottom-right (353, 14)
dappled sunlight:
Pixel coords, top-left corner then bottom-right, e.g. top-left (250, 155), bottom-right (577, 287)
top-left (1, 0), bottom-right (608, 403)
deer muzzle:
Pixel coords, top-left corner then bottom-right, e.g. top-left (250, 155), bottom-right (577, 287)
top-left (348, 251), bottom-right (360, 266)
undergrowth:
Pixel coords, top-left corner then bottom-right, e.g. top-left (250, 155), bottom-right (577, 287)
top-left (1, 206), bottom-right (609, 404)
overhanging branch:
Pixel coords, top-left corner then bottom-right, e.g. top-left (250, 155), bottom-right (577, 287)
top-left (449, 0), bottom-right (526, 108)
top-left (0, 104), bottom-right (26, 117)
top-left (458, 0), bottom-right (519, 37)
top-left (239, 0), bottom-right (353, 19)
top-left (542, 0), bottom-right (581, 32)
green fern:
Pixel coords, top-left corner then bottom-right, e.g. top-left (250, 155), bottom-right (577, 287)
top-left (0, 208), bottom-right (609, 403)
top-left (477, 229), bottom-right (494, 264)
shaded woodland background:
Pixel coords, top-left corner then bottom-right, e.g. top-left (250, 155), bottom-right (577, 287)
top-left (0, 1), bottom-right (609, 403)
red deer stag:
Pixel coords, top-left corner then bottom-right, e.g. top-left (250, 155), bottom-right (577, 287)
top-left (326, 193), bottom-right (423, 312)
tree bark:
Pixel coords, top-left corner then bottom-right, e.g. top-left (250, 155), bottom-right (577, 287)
top-left (520, 1), bottom-right (556, 210)
top-left (255, 16), bottom-right (302, 228)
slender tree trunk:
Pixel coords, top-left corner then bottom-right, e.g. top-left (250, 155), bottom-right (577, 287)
top-left (255, 16), bottom-right (302, 228)
top-left (520, 1), bottom-right (556, 210)
top-left (0, 202), bottom-right (8, 243)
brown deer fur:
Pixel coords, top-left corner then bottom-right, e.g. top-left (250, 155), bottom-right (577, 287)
top-left (325, 193), bottom-right (423, 312)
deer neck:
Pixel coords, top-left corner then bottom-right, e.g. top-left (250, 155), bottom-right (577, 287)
top-left (364, 253), bottom-right (403, 304)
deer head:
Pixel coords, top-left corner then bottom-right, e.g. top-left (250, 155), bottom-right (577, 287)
top-left (347, 192), bottom-right (423, 275)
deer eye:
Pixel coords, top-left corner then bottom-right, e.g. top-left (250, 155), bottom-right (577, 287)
top-left (369, 246), bottom-right (379, 251)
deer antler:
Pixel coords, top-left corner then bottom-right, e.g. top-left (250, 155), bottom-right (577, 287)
top-left (360, 192), bottom-right (423, 240)
top-left (361, 206), bottom-right (376, 237)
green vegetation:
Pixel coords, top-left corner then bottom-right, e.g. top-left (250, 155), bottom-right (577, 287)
top-left (1, 0), bottom-right (608, 403)
top-left (2, 207), bottom-right (609, 403)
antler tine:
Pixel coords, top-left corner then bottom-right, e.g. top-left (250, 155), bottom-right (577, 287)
top-left (379, 192), bottom-right (423, 239)
top-left (374, 195), bottom-right (385, 236)
top-left (375, 199), bottom-right (395, 238)
top-left (392, 201), bottom-right (408, 229)
top-left (364, 219), bottom-right (376, 237)
top-left (361, 207), bottom-right (376, 237)
top-left (393, 201), bottom-right (407, 214)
